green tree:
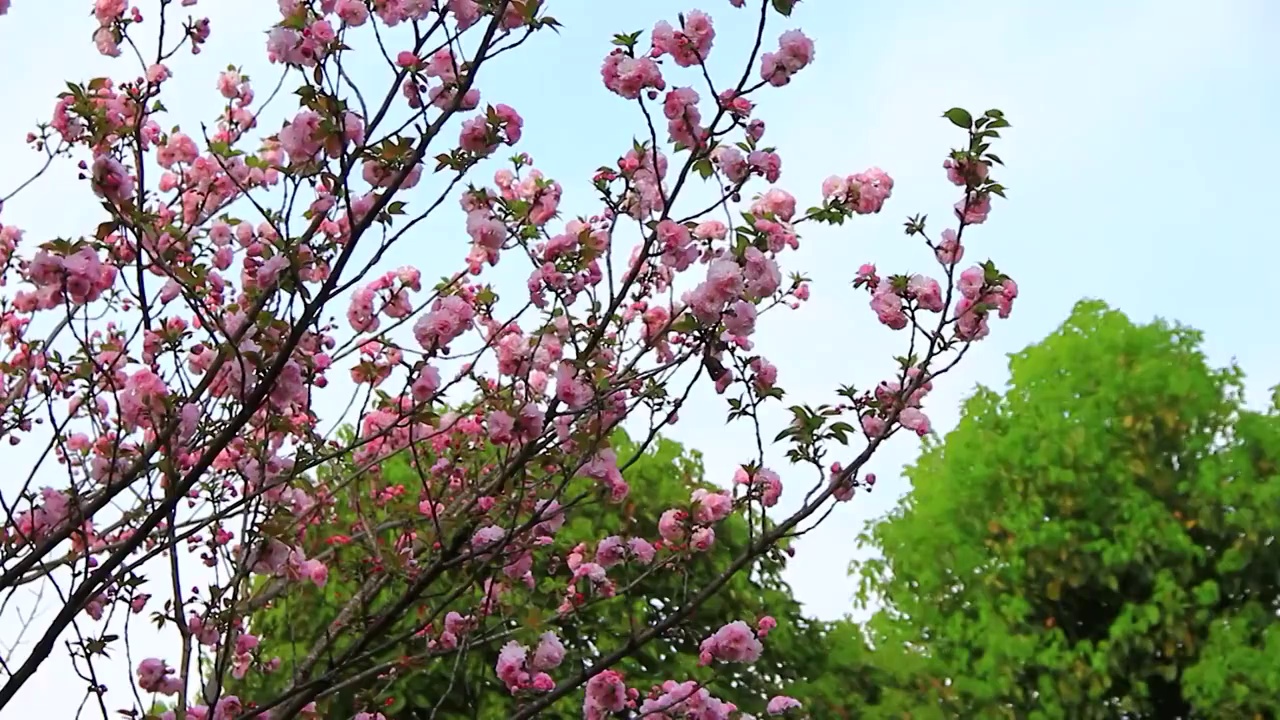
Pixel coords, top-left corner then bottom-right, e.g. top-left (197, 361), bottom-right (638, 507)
top-left (781, 616), bottom-right (933, 719)
top-left (857, 300), bottom-right (1280, 718)
top-left (233, 429), bottom-right (844, 718)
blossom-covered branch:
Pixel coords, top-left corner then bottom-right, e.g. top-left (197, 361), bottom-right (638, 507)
top-left (0, 0), bottom-right (1017, 717)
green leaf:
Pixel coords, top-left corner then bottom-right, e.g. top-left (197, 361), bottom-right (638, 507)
top-left (942, 107), bottom-right (974, 129)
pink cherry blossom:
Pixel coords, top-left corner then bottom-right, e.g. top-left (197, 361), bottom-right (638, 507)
top-left (757, 616), bottom-right (777, 637)
top-left (700, 620), bottom-right (763, 664)
top-left (584, 670), bottom-right (627, 715)
top-left (956, 192), bottom-right (992, 224)
top-left (691, 526), bottom-right (716, 551)
top-left (495, 641), bottom-right (529, 691)
top-left (137, 657), bottom-right (183, 695)
top-left (658, 508), bottom-right (687, 542)
top-left (908, 274), bottom-right (944, 313)
top-left (936, 228), bottom-right (965, 264)
top-left (693, 489), bottom-right (733, 524)
top-left (957, 265), bottom-right (986, 299)
top-left (413, 295), bottom-right (476, 350)
top-left (602, 50), bottom-right (665, 99)
top-left (767, 696), bottom-right (803, 714)
top-left (652, 10), bottom-right (715, 67)
top-left (531, 631), bottom-right (566, 671)
top-left (628, 537), bottom-right (657, 564)
top-left (870, 281), bottom-right (908, 330)
top-left (761, 30), bottom-right (814, 86)
top-left (751, 187), bottom-right (796, 221)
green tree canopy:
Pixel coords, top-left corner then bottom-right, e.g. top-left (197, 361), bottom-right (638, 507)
top-left (233, 428), bottom-right (851, 718)
top-left (856, 300), bottom-right (1280, 719)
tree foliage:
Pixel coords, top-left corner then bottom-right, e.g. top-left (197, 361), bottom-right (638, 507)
top-left (858, 300), bottom-right (1280, 719)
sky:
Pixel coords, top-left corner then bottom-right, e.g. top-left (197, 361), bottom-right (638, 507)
top-left (0, 0), bottom-right (1278, 716)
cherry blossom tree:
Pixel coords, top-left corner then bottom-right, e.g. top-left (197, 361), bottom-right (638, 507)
top-left (0, 0), bottom-right (1017, 717)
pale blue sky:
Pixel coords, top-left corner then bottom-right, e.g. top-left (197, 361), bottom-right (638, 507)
top-left (0, 0), bottom-right (1277, 715)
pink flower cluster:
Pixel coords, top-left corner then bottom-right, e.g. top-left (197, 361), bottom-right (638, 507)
top-left (595, 535), bottom-right (657, 566)
top-left (945, 156), bottom-right (990, 187)
top-left (735, 466), bottom-right (784, 507)
top-left (459, 103), bottom-right (524, 156)
top-left (954, 263), bottom-right (1018, 340)
top-left (91, 154), bottom-right (135, 204)
top-left (247, 538), bottom-right (329, 587)
top-left (936, 227), bottom-right (965, 265)
top-left (616, 145), bottom-right (670, 218)
top-left (651, 486), bottom-right (734, 554)
top-left (494, 631), bottom-right (566, 693)
top-left (347, 266), bottom-right (422, 334)
top-left (18, 247), bottom-right (117, 311)
top-left (761, 29), bottom-right (815, 86)
top-left (956, 192), bottom-right (992, 225)
top-left (117, 368), bottom-right (170, 431)
top-left (7, 488), bottom-right (74, 546)
top-left (279, 109), bottom-right (365, 165)
top-left (136, 657), bottom-right (183, 695)
top-left (528, 214), bottom-right (607, 305)
top-left (822, 167), bottom-right (894, 215)
top-left (403, 48), bottom-right (482, 110)
top-left (602, 50), bottom-right (666, 99)
top-left (268, 2), bottom-right (337, 67)
top-left (640, 680), bottom-right (738, 719)
top-left (584, 669), bottom-right (630, 719)
top-left (712, 144), bottom-right (782, 185)
top-left (91, 0), bottom-right (136, 56)
top-left (856, 262), bottom-right (945, 331)
top-left (664, 86), bottom-right (705, 147)
top-left (155, 695), bottom-right (251, 720)
top-left (578, 448), bottom-right (631, 502)
top-left (768, 695), bottom-right (804, 714)
top-left (861, 367), bottom-right (935, 438)
top-left (413, 294), bottom-right (477, 351)
top-left (699, 620), bottom-right (765, 664)
top-left (464, 166), bottom-right (562, 272)
top-left (651, 10), bottom-right (715, 67)
top-left (685, 259), bottom-right (743, 324)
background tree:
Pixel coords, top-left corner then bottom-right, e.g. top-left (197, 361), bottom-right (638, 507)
top-left (857, 300), bottom-right (1280, 719)
top-left (777, 617), bottom-right (929, 720)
